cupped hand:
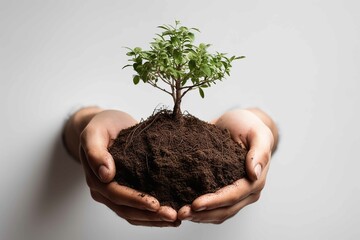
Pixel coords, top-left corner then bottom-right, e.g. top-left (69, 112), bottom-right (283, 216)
top-left (74, 108), bottom-right (180, 227)
top-left (178, 108), bottom-right (277, 224)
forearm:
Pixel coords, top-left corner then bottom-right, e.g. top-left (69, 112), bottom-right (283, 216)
top-left (63, 106), bottom-right (103, 161)
top-left (246, 107), bottom-right (279, 153)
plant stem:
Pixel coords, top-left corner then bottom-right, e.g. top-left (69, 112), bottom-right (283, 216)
top-left (172, 79), bottom-right (182, 119)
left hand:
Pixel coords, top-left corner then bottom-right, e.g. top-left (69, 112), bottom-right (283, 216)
top-left (63, 107), bottom-right (180, 227)
top-left (177, 109), bottom-right (277, 224)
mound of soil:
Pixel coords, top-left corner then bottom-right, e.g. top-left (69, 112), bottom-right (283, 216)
top-left (109, 111), bottom-right (247, 210)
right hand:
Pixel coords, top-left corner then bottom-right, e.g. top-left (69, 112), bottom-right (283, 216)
top-left (66, 107), bottom-right (180, 227)
top-left (177, 108), bottom-right (277, 224)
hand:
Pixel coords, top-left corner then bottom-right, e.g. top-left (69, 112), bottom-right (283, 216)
top-left (178, 108), bottom-right (278, 224)
top-left (64, 107), bottom-right (180, 227)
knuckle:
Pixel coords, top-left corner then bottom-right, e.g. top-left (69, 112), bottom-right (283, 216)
top-left (85, 148), bottom-right (98, 160)
top-left (106, 190), bottom-right (118, 203)
top-left (228, 194), bottom-right (240, 205)
top-left (256, 179), bottom-right (266, 192)
top-left (251, 192), bottom-right (261, 204)
top-left (224, 190), bottom-right (241, 204)
top-left (253, 192), bottom-right (261, 201)
top-left (259, 151), bottom-right (270, 165)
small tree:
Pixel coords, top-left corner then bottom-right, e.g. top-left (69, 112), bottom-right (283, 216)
top-left (124, 21), bottom-right (244, 119)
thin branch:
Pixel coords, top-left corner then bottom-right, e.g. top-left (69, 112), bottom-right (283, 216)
top-left (169, 75), bottom-right (176, 102)
top-left (154, 70), bottom-right (176, 102)
top-left (156, 71), bottom-right (172, 85)
top-left (180, 77), bottom-right (214, 90)
top-left (147, 81), bottom-right (173, 96)
top-left (180, 78), bottom-right (215, 98)
top-left (171, 83), bottom-right (176, 102)
top-left (181, 86), bottom-right (194, 98)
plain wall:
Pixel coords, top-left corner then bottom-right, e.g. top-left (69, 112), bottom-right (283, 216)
top-left (1, 0), bottom-right (359, 239)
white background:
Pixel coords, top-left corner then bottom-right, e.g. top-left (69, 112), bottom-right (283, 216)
top-left (1, 0), bottom-right (359, 239)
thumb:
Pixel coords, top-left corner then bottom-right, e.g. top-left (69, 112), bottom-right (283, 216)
top-left (87, 150), bottom-right (116, 183)
top-left (80, 129), bottom-right (116, 183)
top-left (245, 132), bottom-right (272, 182)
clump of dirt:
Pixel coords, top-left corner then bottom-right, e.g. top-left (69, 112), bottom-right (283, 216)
top-left (109, 110), bottom-right (247, 210)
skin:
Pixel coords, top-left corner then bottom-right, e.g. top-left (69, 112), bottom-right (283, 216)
top-left (63, 106), bottom-right (278, 227)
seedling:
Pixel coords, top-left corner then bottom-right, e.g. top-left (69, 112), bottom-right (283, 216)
top-left (110, 21), bottom-right (248, 211)
top-left (124, 21), bottom-right (244, 119)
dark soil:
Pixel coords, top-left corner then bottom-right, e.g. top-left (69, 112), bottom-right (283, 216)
top-left (109, 110), bottom-right (247, 210)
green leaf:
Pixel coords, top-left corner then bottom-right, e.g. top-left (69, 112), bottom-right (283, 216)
top-left (199, 43), bottom-right (206, 49)
top-left (157, 25), bottom-right (169, 31)
top-left (190, 27), bottom-right (200, 32)
top-left (133, 62), bottom-right (140, 71)
top-left (162, 30), bottom-right (172, 36)
top-left (167, 67), bottom-right (179, 78)
top-left (155, 33), bottom-right (165, 40)
top-left (126, 51), bottom-right (135, 56)
top-left (133, 75), bottom-right (140, 85)
top-left (124, 21), bottom-right (244, 106)
top-left (174, 50), bottom-right (182, 65)
top-left (134, 57), bottom-right (142, 64)
top-left (201, 65), bottom-right (211, 76)
top-left (199, 87), bottom-right (205, 98)
top-left (188, 60), bottom-right (196, 70)
top-left (134, 47), bottom-right (142, 54)
top-left (181, 78), bottom-right (188, 86)
top-left (171, 36), bottom-right (179, 44)
top-left (122, 64), bottom-right (132, 69)
top-left (188, 32), bottom-right (195, 41)
top-left (179, 26), bottom-right (188, 32)
top-left (221, 61), bottom-right (228, 68)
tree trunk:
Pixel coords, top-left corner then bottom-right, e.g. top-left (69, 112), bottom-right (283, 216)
top-left (173, 98), bottom-right (182, 119)
top-left (172, 80), bottom-right (182, 120)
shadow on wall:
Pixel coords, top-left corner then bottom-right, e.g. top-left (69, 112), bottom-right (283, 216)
top-left (4, 125), bottom-right (87, 240)
top-left (33, 129), bottom-right (84, 219)
top-left (14, 128), bottom-right (86, 240)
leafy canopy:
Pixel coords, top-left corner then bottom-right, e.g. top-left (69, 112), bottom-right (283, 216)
top-left (124, 21), bottom-right (244, 116)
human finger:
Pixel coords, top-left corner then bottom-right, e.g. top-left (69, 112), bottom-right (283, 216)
top-left (127, 219), bottom-right (182, 227)
top-left (190, 178), bottom-right (252, 211)
top-left (180, 193), bottom-right (260, 224)
top-left (80, 126), bottom-right (116, 183)
top-left (91, 191), bottom-right (175, 222)
top-left (190, 163), bottom-right (269, 211)
top-left (80, 148), bottom-right (160, 211)
top-left (245, 126), bottom-right (273, 181)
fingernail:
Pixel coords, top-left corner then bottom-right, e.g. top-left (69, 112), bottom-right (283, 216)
top-left (146, 206), bottom-right (157, 212)
top-left (183, 216), bottom-right (193, 221)
top-left (254, 164), bottom-right (262, 180)
top-left (98, 165), bottom-right (109, 182)
top-left (161, 216), bottom-right (175, 222)
top-left (195, 206), bottom-right (206, 212)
